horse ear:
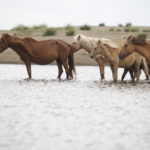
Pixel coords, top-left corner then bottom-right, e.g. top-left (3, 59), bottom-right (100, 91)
top-left (127, 36), bottom-right (134, 44)
top-left (97, 40), bottom-right (102, 44)
top-left (77, 35), bottom-right (81, 41)
top-left (2, 33), bottom-right (10, 39)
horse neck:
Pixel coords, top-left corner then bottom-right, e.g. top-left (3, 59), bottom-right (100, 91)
top-left (135, 45), bottom-right (150, 62)
top-left (101, 46), bottom-right (116, 61)
top-left (79, 37), bottom-right (94, 53)
top-left (8, 39), bottom-right (28, 57)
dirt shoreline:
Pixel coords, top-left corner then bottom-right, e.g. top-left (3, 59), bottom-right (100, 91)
top-left (0, 26), bottom-right (149, 65)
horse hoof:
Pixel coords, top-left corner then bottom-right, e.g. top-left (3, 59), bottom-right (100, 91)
top-left (24, 78), bottom-right (32, 81)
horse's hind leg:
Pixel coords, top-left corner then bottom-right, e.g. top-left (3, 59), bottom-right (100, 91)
top-left (134, 65), bottom-right (140, 83)
top-left (141, 62), bottom-right (149, 80)
top-left (56, 59), bottom-right (63, 79)
top-left (62, 61), bottom-right (70, 79)
top-left (95, 56), bottom-right (105, 80)
top-left (25, 59), bottom-right (32, 78)
top-left (121, 68), bottom-right (128, 81)
top-left (129, 68), bottom-right (134, 81)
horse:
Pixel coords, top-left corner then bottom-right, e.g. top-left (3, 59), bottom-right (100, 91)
top-left (0, 33), bottom-right (75, 79)
top-left (72, 34), bottom-right (140, 81)
top-left (90, 40), bottom-right (149, 83)
top-left (119, 36), bottom-right (150, 64)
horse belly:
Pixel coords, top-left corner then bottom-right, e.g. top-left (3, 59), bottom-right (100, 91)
top-left (119, 55), bottom-right (134, 68)
top-left (31, 53), bottom-right (57, 65)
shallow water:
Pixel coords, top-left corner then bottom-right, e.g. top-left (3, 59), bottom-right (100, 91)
top-left (0, 64), bottom-right (150, 150)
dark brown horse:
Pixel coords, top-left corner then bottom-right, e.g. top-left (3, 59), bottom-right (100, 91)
top-left (0, 33), bottom-right (76, 79)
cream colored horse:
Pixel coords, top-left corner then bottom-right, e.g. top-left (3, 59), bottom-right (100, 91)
top-left (72, 34), bottom-right (108, 79)
top-left (72, 34), bottom-right (135, 80)
top-left (90, 40), bottom-right (149, 83)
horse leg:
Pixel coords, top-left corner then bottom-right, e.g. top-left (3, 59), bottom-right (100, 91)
top-left (136, 70), bottom-right (141, 83)
top-left (110, 64), bottom-right (118, 83)
top-left (25, 59), bottom-right (32, 78)
top-left (141, 63), bottom-right (149, 80)
top-left (97, 58), bottom-right (105, 80)
top-left (134, 65), bottom-right (140, 83)
top-left (129, 69), bottom-right (134, 81)
top-left (113, 64), bottom-right (118, 83)
top-left (121, 68), bottom-right (128, 81)
top-left (56, 59), bottom-right (63, 79)
top-left (62, 61), bottom-right (70, 79)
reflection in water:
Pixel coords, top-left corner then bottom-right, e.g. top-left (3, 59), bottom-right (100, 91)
top-left (0, 65), bottom-right (150, 150)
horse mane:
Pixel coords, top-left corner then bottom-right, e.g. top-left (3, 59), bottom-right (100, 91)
top-left (23, 37), bottom-right (37, 42)
top-left (127, 36), bottom-right (147, 45)
top-left (100, 39), bottom-right (118, 49)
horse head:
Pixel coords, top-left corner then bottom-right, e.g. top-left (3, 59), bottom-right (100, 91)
top-left (72, 34), bottom-right (83, 50)
top-left (0, 33), bottom-right (11, 52)
top-left (119, 36), bottom-right (139, 59)
top-left (90, 40), bottom-right (102, 58)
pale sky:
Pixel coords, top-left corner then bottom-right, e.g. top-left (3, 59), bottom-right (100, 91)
top-left (0, 0), bottom-right (150, 29)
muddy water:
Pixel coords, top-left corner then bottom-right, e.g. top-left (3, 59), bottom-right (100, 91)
top-left (0, 64), bottom-right (150, 150)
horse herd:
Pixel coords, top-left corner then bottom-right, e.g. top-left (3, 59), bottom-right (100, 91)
top-left (0, 33), bottom-right (150, 83)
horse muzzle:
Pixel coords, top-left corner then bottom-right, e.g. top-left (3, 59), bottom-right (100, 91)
top-left (90, 54), bottom-right (94, 59)
top-left (119, 54), bottom-right (125, 59)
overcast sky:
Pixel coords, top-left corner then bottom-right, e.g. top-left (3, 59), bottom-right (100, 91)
top-left (0, 0), bottom-right (150, 29)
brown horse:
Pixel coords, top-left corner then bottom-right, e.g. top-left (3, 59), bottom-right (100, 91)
top-left (90, 40), bottom-right (149, 83)
top-left (119, 36), bottom-right (150, 63)
top-left (0, 33), bottom-right (75, 79)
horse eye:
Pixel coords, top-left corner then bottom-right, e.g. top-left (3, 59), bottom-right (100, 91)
top-left (94, 47), bottom-right (97, 50)
top-left (72, 42), bottom-right (75, 45)
top-left (124, 44), bottom-right (128, 47)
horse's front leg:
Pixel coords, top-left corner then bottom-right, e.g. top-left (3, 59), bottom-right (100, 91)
top-left (110, 64), bottom-right (118, 83)
top-left (24, 59), bottom-right (32, 79)
top-left (98, 59), bottom-right (105, 80)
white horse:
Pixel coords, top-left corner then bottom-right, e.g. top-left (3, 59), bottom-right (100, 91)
top-left (72, 34), bottom-right (114, 79)
top-left (72, 34), bottom-right (139, 81)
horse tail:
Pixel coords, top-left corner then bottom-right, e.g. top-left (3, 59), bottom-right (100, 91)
top-left (68, 53), bottom-right (76, 78)
top-left (141, 57), bottom-right (149, 79)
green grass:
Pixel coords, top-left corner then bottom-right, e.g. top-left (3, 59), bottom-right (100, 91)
top-left (66, 28), bottom-right (75, 36)
top-left (80, 24), bottom-right (91, 30)
top-left (12, 25), bottom-right (30, 31)
top-left (137, 33), bottom-right (147, 39)
top-left (124, 28), bottom-right (130, 32)
top-left (32, 24), bottom-right (48, 30)
top-left (116, 29), bottom-right (121, 32)
top-left (109, 28), bottom-right (114, 32)
top-left (65, 24), bottom-right (74, 30)
top-left (11, 25), bottom-right (32, 36)
top-left (142, 29), bottom-right (150, 33)
top-left (99, 23), bottom-right (105, 27)
top-left (118, 24), bottom-right (123, 27)
top-left (131, 28), bottom-right (139, 32)
top-left (125, 23), bottom-right (132, 27)
top-left (43, 28), bottom-right (57, 36)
